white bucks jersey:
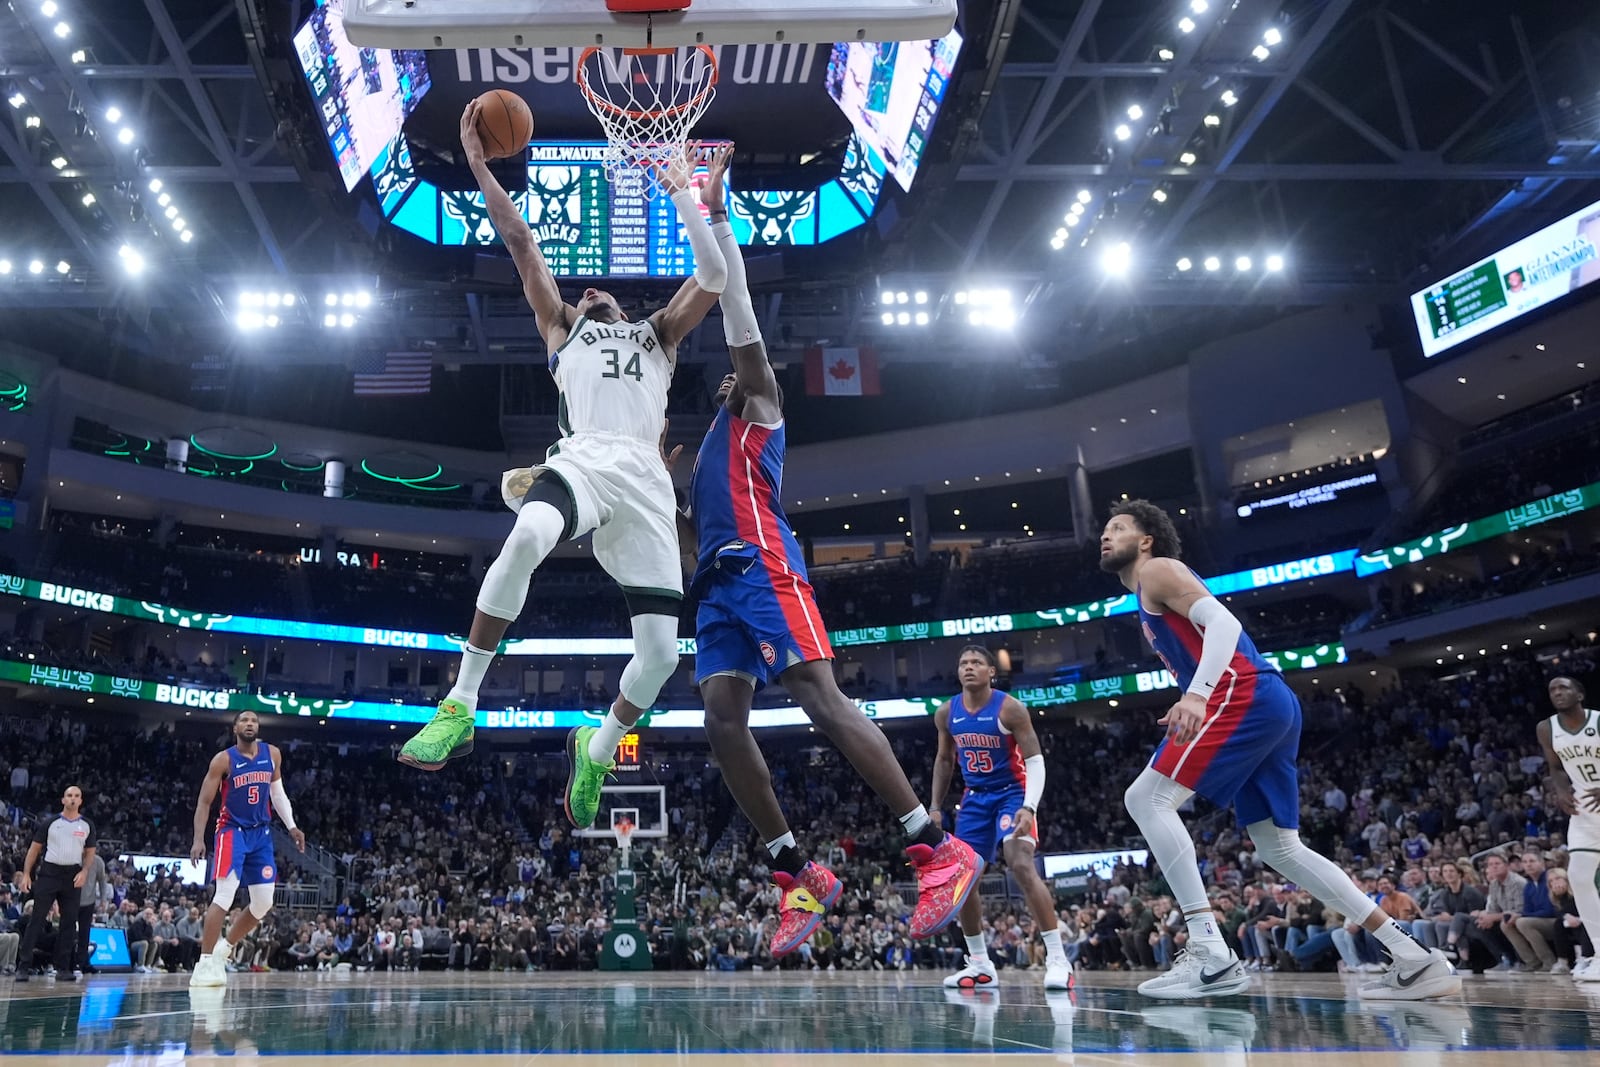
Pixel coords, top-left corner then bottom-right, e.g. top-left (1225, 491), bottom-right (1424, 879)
top-left (548, 314), bottom-right (672, 447)
top-left (1552, 708), bottom-right (1600, 791)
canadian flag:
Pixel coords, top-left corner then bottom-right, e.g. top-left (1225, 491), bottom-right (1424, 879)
top-left (804, 346), bottom-right (882, 396)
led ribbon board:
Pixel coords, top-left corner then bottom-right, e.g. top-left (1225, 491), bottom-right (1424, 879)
top-left (0, 643), bottom-right (1345, 726)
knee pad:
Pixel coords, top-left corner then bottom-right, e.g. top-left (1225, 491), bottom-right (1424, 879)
top-left (247, 883), bottom-right (275, 919)
top-left (1123, 766), bottom-right (1192, 823)
top-left (477, 500), bottom-right (567, 619)
top-left (1247, 822), bottom-right (1299, 867)
top-left (619, 612), bottom-right (680, 708)
top-left (212, 872), bottom-right (241, 912)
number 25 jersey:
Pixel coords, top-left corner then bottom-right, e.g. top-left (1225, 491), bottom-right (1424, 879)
top-left (548, 314), bottom-right (672, 447)
top-left (950, 689), bottom-right (1025, 791)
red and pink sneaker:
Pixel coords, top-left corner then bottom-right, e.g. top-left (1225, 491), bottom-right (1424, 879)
top-left (906, 834), bottom-right (981, 939)
top-left (770, 862), bottom-right (843, 956)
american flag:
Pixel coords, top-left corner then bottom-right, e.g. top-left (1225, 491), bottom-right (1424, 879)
top-left (351, 352), bottom-right (433, 397)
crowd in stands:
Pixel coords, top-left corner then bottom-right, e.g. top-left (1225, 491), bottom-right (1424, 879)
top-left (1408, 422), bottom-right (1600, 537)
top-left (1363, 543), bottom-right (1600, 629)
top-left (0, 638), bottom-right (1593, 981)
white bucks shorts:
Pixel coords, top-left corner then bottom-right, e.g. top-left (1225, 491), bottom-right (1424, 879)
top-left (1569, 814), bottom-right (1600, 854)
top-left (501, 432), bottom-right (683, 599)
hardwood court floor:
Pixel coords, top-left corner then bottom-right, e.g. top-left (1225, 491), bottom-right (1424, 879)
top-left (2, 968), bottom-right (1598, 1065)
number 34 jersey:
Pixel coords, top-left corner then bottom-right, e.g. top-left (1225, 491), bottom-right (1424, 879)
top-left (548, 314), bottom-right (672, 447)
top-left (950, 688), bottom-right (1026, 791)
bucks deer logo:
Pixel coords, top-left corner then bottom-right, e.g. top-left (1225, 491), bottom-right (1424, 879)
top-left (732, 190), bottom-right (817, 245)
top-left (442, 189), bottom-right (533, 246)
top-left (839, 133), bottom-right (883, 204)
top-left (254, 695), bottom-right (354, 719)
top-left (138, 603), bottom-right (234, 630)
top-left (372, 135), bottom-right (415, 207)
top-left (527, 167), bottom-right (586, 245)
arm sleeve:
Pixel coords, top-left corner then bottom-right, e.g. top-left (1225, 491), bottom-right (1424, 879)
top-left (1184, 596), bottom-right (1243, 700)
top-left (670, 190), bottom-right (727, 294)
top-left (270, 780), bottom-right (297, 830)
top-left (1022, 754), bottom-right (1045, 811)
top-left (710, 220), bottom-right (761, 346)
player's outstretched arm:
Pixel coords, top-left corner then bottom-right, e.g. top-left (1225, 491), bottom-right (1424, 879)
top-left (700, 143), bottom-right (780, 424)
top-left (460, 100), bottom-right (574, 348)
top-left (650, 143), bottom-right (728, 350)
top-left (269, 744), bottom-right (307, 852)
top-left (191, 752), bottom-right (228, 863)
top-left (929, 702), bottom-right (955, 826)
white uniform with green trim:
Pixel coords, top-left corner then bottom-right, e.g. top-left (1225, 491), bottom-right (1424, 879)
top-left (501, 313), bottom-right (682, 599)
top-left (1552, 708), bottom-right (1600, 852)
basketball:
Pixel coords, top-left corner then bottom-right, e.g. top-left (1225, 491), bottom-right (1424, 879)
top-left (474, 88), bottom-right (534, 159)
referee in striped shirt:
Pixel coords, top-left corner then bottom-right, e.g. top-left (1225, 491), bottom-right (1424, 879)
top-left (14, 785), bottom-right (96, 982)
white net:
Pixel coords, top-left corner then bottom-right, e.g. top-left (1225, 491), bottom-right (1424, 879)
top-left (577, 45), bottom-right (718, 197)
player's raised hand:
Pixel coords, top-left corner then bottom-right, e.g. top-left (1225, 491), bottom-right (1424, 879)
top-left (699, 142), bottom-right (734, 212)
top-left (460, 100), bottom-right (486, 164)
top-left (290, 828), bottom-right (307, 853)
top-left (652, 141), bottom-right (697, 195)
top-left (1158, 692), bottom-right (1207, 746)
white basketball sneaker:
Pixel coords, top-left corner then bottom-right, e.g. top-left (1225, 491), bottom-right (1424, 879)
top-left (1573, 955), bottom-right (1600, 983)
top-left (1043, 955), bottom-right (1075, 991)
top-left (943, 955), bottom-right (999, 991)
top-left (189, 953), bottom-right (228, 988)
top-left (1137, 942), bottom-right (1249, 1000)
top-left (1358, 948), bottom-right (1461, 1000)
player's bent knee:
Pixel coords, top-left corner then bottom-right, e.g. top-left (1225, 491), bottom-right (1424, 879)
top-left (247, 884), bottom-right (275, 919)
top-left (212, 873), bottom-right (241, 912)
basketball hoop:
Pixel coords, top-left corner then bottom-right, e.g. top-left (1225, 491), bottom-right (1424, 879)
top-left (613, 817), bottom-right (636, 854)
top-left (576, 44), bottom-right (718, 197)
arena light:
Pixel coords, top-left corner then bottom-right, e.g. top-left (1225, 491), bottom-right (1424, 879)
top-left (28, 259), bottom-right (44, 274)
top-left (1176, 257), bottom-right (1192, 271)
top-left (164, 205), bottom-right (178, 219)
top-left (80, 192), bottom-right (95, 206)
top-left (323, 313), bottom-right (339, 328)
top-left (1265, 253), bottom-right (1285, 272)
top-left (896, 311), bottom-right (910, 325)
top-left (1179, 151), bottom-right (1197, 166)
top-left (880, 311), bottom-right (894, 325)
top-left (1220, 89), bottom-right (1238, 107)
top-left (157, 193), bottom-right (171, 207)
top-left (914, 311), bottom-right (929, 325)
top-left (1203, 113), bottom-right (1221, 127)
top-left (1126, 104), bottom-right (1144, 121)
top-left (105, 106), bottom-right (122, 123)
top-left (1101, 241), bottom-right (1132, 277)
top-left (179, 230), bottom-right (193, 244)
top-left (1157, 47), bottom-right (1175, 61)
top-left (1077, 189), bottom-right (1092, 205)
top-left (49, 155), bottom-right (67, 170)
top-left (1203, 255), bottom-right (1221, 272)
top-left (6, 92), bottom-right (24, 109)
top-left (1151, 188), bottom-right (1168, 203)
top-left (1190, 0), bottom-right (1209, 12)
top-left (53, 21), bottom-right (70, 38)
top-left (1114, 123), bottom-right (1132, 141)
top-left (40, 0), bottom-right (58, 15)
top-left (117, 127), bottom-right (135, 145)
top-left (1065, 214), bottom-right (1079, 228)
top-left (1235, 255), bottom-right (1253, 272)
top-left (0, 260), bottom-right (9, 274)
top-left (1178, 16), bottom-right (1195, 34)
top-left (880, 289), bottom-right (894, 304)
top-left (70, 49), bottom-right (85, 63)
top-left (118, 245), bottom-right (145, 276)
top-left (171, 217), bottom-right (185, 231)
top-left (147, 178), bottom-right (162, 192)
top-left (339, 312), bottom-right (355, 328)
top-left (914, 290), bottom-right (928, 304)
top-left (23, 115), bottom-right (39, 129)
top-left (236, 310), bottom-right (264, 330)
top-left (55, 259), bottom-right (69, 274)
top-left (1253, 44), bottom-right (1271, 61)
top-left (1263, 27), bottom-right (1283, 46)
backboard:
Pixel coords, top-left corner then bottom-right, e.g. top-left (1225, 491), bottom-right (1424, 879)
top-left (573, 784), bottom-right (668, 839)
top-left (341, 0), bottom-right (959, 49)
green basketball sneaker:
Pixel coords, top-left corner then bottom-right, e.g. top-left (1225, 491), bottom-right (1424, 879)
top-left (397, 698), bottom-right (475, 771)
top-left (564, 725), bottom-right (616, 829)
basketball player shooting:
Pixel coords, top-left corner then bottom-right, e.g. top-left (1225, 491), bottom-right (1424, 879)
top-left (397, 101), bottom-right (730, 840)
top-left (188, 711), bottom-right (305, 988)
top-left (673, 144), bottom-right (980, 956)
top-left (1101, 500), bottom-right (1459, 1001)
top-left (931, 645), bottom-right (1073, 992)
top-left (1538, 676), bottom-right (1600, 982)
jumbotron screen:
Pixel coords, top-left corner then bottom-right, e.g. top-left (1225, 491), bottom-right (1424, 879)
top-left (294, 0), bottom-right (431, 191)
top-left (1410, 196), bottom-right (1600, 357)
top-left (826, 28), bottom-right (962, 192)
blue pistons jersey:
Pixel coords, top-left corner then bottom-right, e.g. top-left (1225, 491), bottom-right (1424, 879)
top-left (218, 744), bottom-right (275, 830)
top-left (950, 689), bottom-right (1025, 791)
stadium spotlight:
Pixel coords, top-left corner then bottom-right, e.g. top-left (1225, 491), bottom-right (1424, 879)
top-left (1263, 27), bottom-right (1283, 46)
top-left (118, 245), bottom-right (144, 276)
top-left (880, 289), bottom-right (894, 304)
top-left (915, 311), bottom-right (929, 326)
top-left (265, 315), bottom-right (280, 328)
top-left (1235, 255), bottom-right (1253, 272)
top-left (896, 311), bottom-right (910, 325)
top-left (1126, 104), bottom-right (1144, 121)
top-left (40, 0), bottom-right (58, 15)
top-left (1265, 253), bottom-right (1285, 272)
top-left (953, 291), bottom-right (968, 305)
top-left (105, 106), bottom-right (122, 123)
top-left (53, 22), bottom-right (70, 38)
top-left (266, 292), bottom-right (282, 308)
top-left (24, 115), bottom-right (39, 128)
top-left (1077, 189), bottom-right (1092, 205)
top-left (164, 205), bottom-right (178, 219)
top-left (324, 292), bottom-right (338, 306)
top-left (1178, 151), bottom-right (1197, 166)
top-left (7, 92), bottom-right (25, 109)
top-left (180, 230), bottom-right (194, 244)
top-left (117, 127), bottom-right (135, 145)
top-left (1220, 89), bottom-right (1238, 107)
top-left (1065, 215), bottom-right (1079, 228)
top-left (324, 313), bottom-right (338, 328)
top-left (0, 260), bottom-right (9, 274)
top-left (896, 291), bottom-right (909, 304)
top-left (55, 259), bottom-right (69, 274)
top-left (880, 311), bottom-right (894, 325)
top-left (80, 192), bottom-right (95, 206)
top-left (1176, 257), bottom-right (1193, 271)
top-left (70, 49), bottom-right (85, 63)
top-left (1101, 241), bottom-right (1132, 277)
top-left (341, 293), bottom-right (355, 307)
top-left (1203, 255), bottom-right (1221, 272)
top-left (339, 312), bottom-right (355, 328)
top-left (1190, 0), bottom-right (1209, 12)
top-left (1157, 47), bottom-right (1175, 61)
top-left (236, 310), bottom-right (263, 330)
top-left (148, 178), bottom-right (162, 192)
top-left (1203, 114), bottom-right (1221, 127)
top-left (1114, 124), bottom-right (1132, 141)
top-left (49, 156), bottom-right (67, 170)
top-left (1178, 16), bottom-right (1195, 34)
top-left (28, 259), bottom-right (44, 274)
top-left (1151, 188), bottom-right (1168, 203)
top-left (1253, 44), bottom-right (1271, 61)
top-left (914, 291), bottom-right (928, 304)
top-left (171, 216), bottom-right (185, 231)
top-left (281, 293), bottom-right (296, 307)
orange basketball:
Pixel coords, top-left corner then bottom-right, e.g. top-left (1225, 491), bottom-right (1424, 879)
top-left (474, 88), bottom-right (534, 159)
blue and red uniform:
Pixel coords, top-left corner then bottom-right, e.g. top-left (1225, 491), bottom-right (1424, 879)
top-left (212, 744), bottom-right (278, 887)
top-left (1139, 575), bottom-right (1302, 829)
top-left (689, 408), bottom-right (832, 687)
top-left (950, 688), bottom-right (1036, 863)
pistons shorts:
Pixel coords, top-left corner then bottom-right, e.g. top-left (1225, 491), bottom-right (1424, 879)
top-left (955, 785), bottom-right (1036, 865)
top-left (694, 550), bottom-right (832, 688)
top-left (1149, 669), bottom-right (1303, 829)
top-left (212, 825), bottom-right (277, 887)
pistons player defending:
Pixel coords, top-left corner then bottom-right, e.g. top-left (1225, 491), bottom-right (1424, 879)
top-left (1102, 500), bottom-right (1458, 1001)
top-left (682, 144), bottom-right (980, 956)
top-left (189, 711), bottom-right (305, 987)
top-left (931, 645), bottom-right (1073, 992)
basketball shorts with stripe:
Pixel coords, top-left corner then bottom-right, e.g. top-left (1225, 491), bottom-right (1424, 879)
top-left (504, 432), bottom-right (683, 600)
top-left (212, 824), bottom-right (277, 887)
top-left (694, 554), bottom-right (832, 688)
top-left (1149, 669), bottom-right (1303, 829)
top-left (955, 785), bottom-right (1037, 865)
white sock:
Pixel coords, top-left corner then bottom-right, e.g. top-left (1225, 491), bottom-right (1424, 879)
top-left (446, 643), bottom-right (494, 710)
top-left (765, 832), bottom-right (797, 858)
top-left (211, 939), bottom-right (230, 958)
top-left (899, 805), bottom-right (932, 838)
top-left (1184, 908), bottom-right (1228, 952)
top-left (965, 933), bottom-right (990, 961)
top-left (587, 709), bottom-right (628, 763)
top-left (1041, 926), bottom-right (1066, 962)
top-left (1371, 918), bottom-right (1429, 963)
